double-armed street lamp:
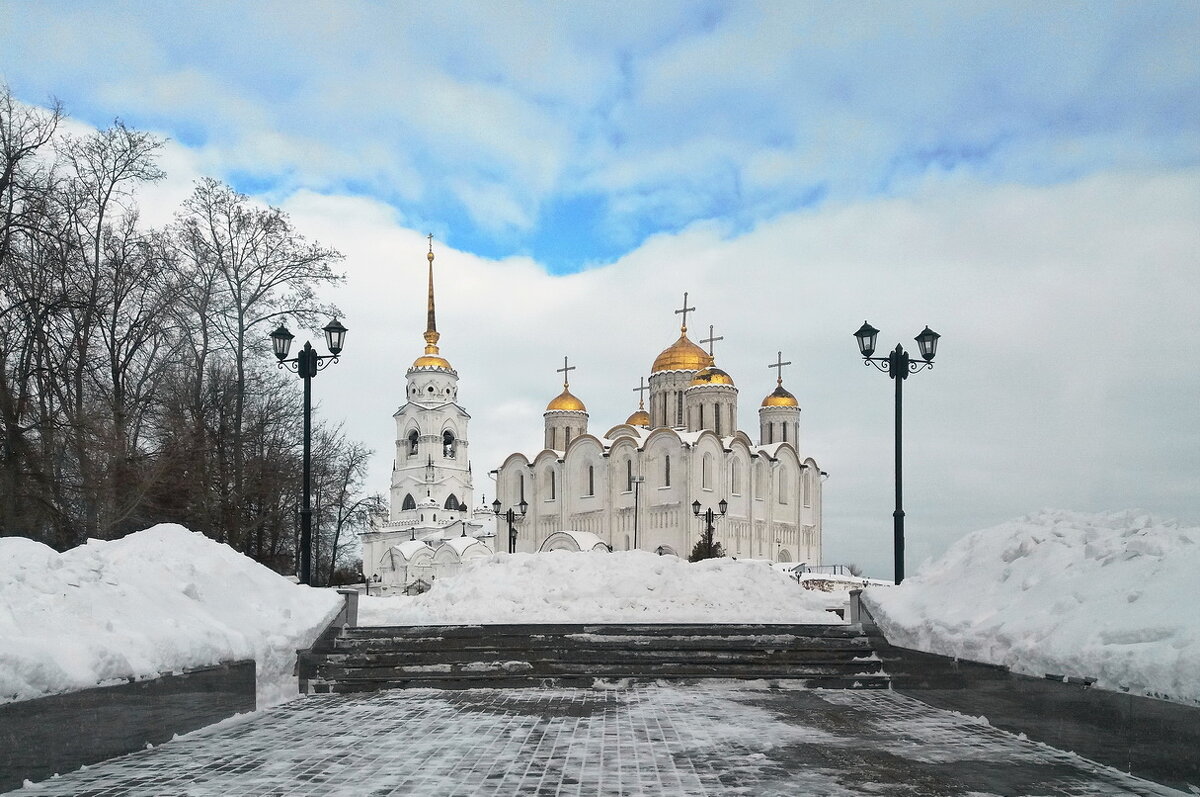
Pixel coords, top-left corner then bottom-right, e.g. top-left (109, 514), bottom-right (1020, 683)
top-left (691, 498), bottom-right (728, 560)
top-left (271, 317), bottom-right (348, 586)
top-left (492, 498), bottom-right (528, 554)
top-left (853, 321), bottom-right (940, 585)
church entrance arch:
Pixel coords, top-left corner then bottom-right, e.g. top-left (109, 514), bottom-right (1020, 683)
top-left (653, 544), bottom-right (678, 557)
top-left (778, 548), bottom-right (792, 562)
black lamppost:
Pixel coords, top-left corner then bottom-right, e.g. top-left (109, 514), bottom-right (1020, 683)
top-left (271, 318), bottom-right (347, 586)
top-left (492, 498), bottom-right (528, 554)
top-left (853, 321), bottom-right (940, 585)
top-left (631, 475), bottom-right (645, 550)
top-left (691, 498), bottom-right (728, 560)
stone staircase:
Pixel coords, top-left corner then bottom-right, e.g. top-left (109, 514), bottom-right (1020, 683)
top-left (298, 623), bottom-right (890, 693)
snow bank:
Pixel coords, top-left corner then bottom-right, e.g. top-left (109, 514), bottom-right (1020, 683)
top-left (359, 549), bottom-right (843, 625)
top-left (0, 525), bottom-right (341, 708)
top-left (864, 509), bottom-right (1200, 704)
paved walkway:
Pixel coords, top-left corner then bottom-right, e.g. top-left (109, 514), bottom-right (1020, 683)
top-left (6, 685), bottom-right (1186, 796)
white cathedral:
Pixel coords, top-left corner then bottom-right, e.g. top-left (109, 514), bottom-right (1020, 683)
top-left (362, 247), bottom-right (824, 595)
top-left (494, 293), bottom-right (824, 564)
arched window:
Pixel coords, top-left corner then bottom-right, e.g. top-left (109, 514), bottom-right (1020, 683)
top-left (782, 422), bottom-right (788, 443)
top-left (408, 430), bottom-right (419, 456)
top-left (731, 459), bottom-right (742, 495)
top-left (803, 472), bottom-right (811, 507)
top-left (702, 453), bottom-right (713, 489)
top-left (664, 454), bottom-right (671, 487)
top-left (549, 469), bottom-right (556, 500)
top-left (778, 471), bottom-right (789, 504)
top-left (676, 392), bottom-right (684, 426)
top-left (518, 473), bottom-right (525, 503)
top-left (402, 494), bottom-right (416, 510)
top-left (714, 404), bottom-right (721, 436)
top-left (586, 465), bottom-right (595, 496)
top-left (625, 459), bottom-right (633, 492)
top-left (444, 494), bottom-right (460, 511)
top-left (442, 430), bottom-right (456, 458)
top-left (754, 461), bottom-right (766, 499)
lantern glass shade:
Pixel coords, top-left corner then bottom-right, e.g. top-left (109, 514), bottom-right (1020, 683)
top-left (492, 498), bottom-right (501, 515)
top-left (323, 318), bottom-right (347, 355)
top-left (519, 499), bottom-right (528, 515)
top-left (915, 326), bottom-right (940, 362)
top-left (854, 321), bottom-right (879, 358)
top-left (270, 323), bottom-right (294, 361)
top-left (692, 500), bottom-right (701, 516)
top-left (718, 498), bottom-right (728, 515)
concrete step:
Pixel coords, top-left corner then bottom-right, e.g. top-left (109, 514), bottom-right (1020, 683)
top-left (338, 623), bottom-right (863, 641)
top-left (305, 673), bottom-right (892, 693)
top-left (304, 659), bottom-right (886, 681)
top-left (315, 649), bottom-right (879, 668)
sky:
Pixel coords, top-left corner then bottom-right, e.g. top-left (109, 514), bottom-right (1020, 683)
top-left (2, 1), bottom-right (1198, 579)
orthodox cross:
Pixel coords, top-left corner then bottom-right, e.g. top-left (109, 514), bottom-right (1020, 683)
top-left (557, 355), bottom-right (576, 387)
top-left (427, 232), bottom-right (434, 253)
top-left (674, 291), bottom-right (695, 331)
top-left (769, 351), bottom-right (792, 384)
top-left (700, 324), bottom-right (723, 357)
top-left (632, 377), bottom-right (650, 406)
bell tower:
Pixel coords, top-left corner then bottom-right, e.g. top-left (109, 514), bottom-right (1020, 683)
top-left (391, 237), bottom-right (474, 523)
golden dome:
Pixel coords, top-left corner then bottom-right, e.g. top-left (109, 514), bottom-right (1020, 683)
top-left (625, 408), bottom-right (650, 427)
top-left (546, 387), bottom-right (587, 413)
top-left (412, 354), bottom-right (452, 370)
top-left (761, 383), bottom-right (799, 408)
top-left (690, 366), bottom-right (734, 387)
top-left (652, 332), bottom-right (713, 373)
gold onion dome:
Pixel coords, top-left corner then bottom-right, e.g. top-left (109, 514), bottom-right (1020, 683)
top-left (547, 386), bottom-right (587, 412)
top-left (690, 366), bottom-right (734, 387)
top-left (761, 382), bottom-right (799, 407)
top-left (652, 331), bottom-right (713, 373)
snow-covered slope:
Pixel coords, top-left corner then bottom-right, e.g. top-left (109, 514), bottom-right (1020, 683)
top-left (359, 549), bottom-right (843, 625)
top-left (0, 525), bottom-right (341, 707)
top-left (864, 510), bottom-right (1199, 705)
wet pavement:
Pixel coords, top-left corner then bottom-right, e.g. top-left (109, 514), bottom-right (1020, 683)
top-left (5, 685), bottom-right (1187, 796)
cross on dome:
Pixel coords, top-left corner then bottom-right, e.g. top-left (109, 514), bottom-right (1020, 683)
top-left (769, 351), bottom-right (792, 385)
top-left (632, 376), bottom-right (649, 407)
top-left (674, 291), bottom-right (695, 332)
top-left (557, 355), bottom-right (576, 387)
top-left (700, 325), bottom-right (723, 358)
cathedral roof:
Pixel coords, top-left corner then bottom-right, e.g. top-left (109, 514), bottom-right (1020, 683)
top-left (690, 366), bottom-right (735, 387)
top-left (652, 331), bottom-right (713, 373)
top-left (761, 383), bottom-right (799, 408)
top-left (546, 386), bottom-right (587, 413)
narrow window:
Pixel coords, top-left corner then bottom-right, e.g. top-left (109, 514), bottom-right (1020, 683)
top-left (699, 404), bottom-right (705, 430)
top-left (443, 430), bottom-right (456, 458)
top-left (664, 454), bottom-right (671, 487)
top-left (714, 405), bottom-right (721, 436)
top-left (782, 422), bottom-right (788, 443)
top-left (779, 471), bottom-right (789, 504)
top-left (519, 474), bottom-right (525, 503)
top-left (550, 470), bottom-right (556, 500)
top-left (676, 391), bottom-right (683, 426)
top-left (587, 465), bottom-right (595, 496)
top-left (626, 459), bottom-right (632, 492)
top-left (702, 453), bottom-right (712, 489)
top-left (402, 494), bottom-right (416, 510)
top-left (565, 428), bottom-right (572, 447)
top-left (803, 473), bottom-right (811, 507)
top-left (408, 430), bottom-right (419, 456)
top-left (732, 460), bottom-right (742, 495)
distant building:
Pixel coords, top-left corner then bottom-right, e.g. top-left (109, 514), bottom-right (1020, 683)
top-left (360, 241), bottom-right (495, 595)
top-left (493, 294), bottom-right (823, 563)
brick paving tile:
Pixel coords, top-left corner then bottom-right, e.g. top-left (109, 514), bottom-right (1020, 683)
top-left (4, 685), bottom-right (1187, 796)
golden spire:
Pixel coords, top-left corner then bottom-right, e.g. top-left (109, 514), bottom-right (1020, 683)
top-left (423, 233), bottom-right (440, 355)
top-left (411, 234), bottom-right (452, 370)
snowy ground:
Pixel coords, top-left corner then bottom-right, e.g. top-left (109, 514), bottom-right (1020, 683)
top-left (357, 549), bottom-right (844, 625)
top-left (865, 509), bottom-right (1200, 705)
top-left (0, 525), bottom-right (341, 708)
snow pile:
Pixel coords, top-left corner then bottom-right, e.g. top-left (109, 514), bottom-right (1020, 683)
top-left (864, 509), bottom-right (1200, 704)
top-left (0, 525), bottom-right (342, 707)
top-left (359, 549), bottom-right (843, 625)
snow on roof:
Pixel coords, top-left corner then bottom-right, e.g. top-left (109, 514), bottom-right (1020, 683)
top-left (442, 535), bottom-right (487, 555)
top-left (390, 539), bottom-right (431, 559)
top-left (540, 530), bottom-right (610, 552)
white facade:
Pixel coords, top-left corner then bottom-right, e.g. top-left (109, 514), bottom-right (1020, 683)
top-left (360, 244), bottom-right (496, 595)
top-left (494, 306), bottom-right (823, 564)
